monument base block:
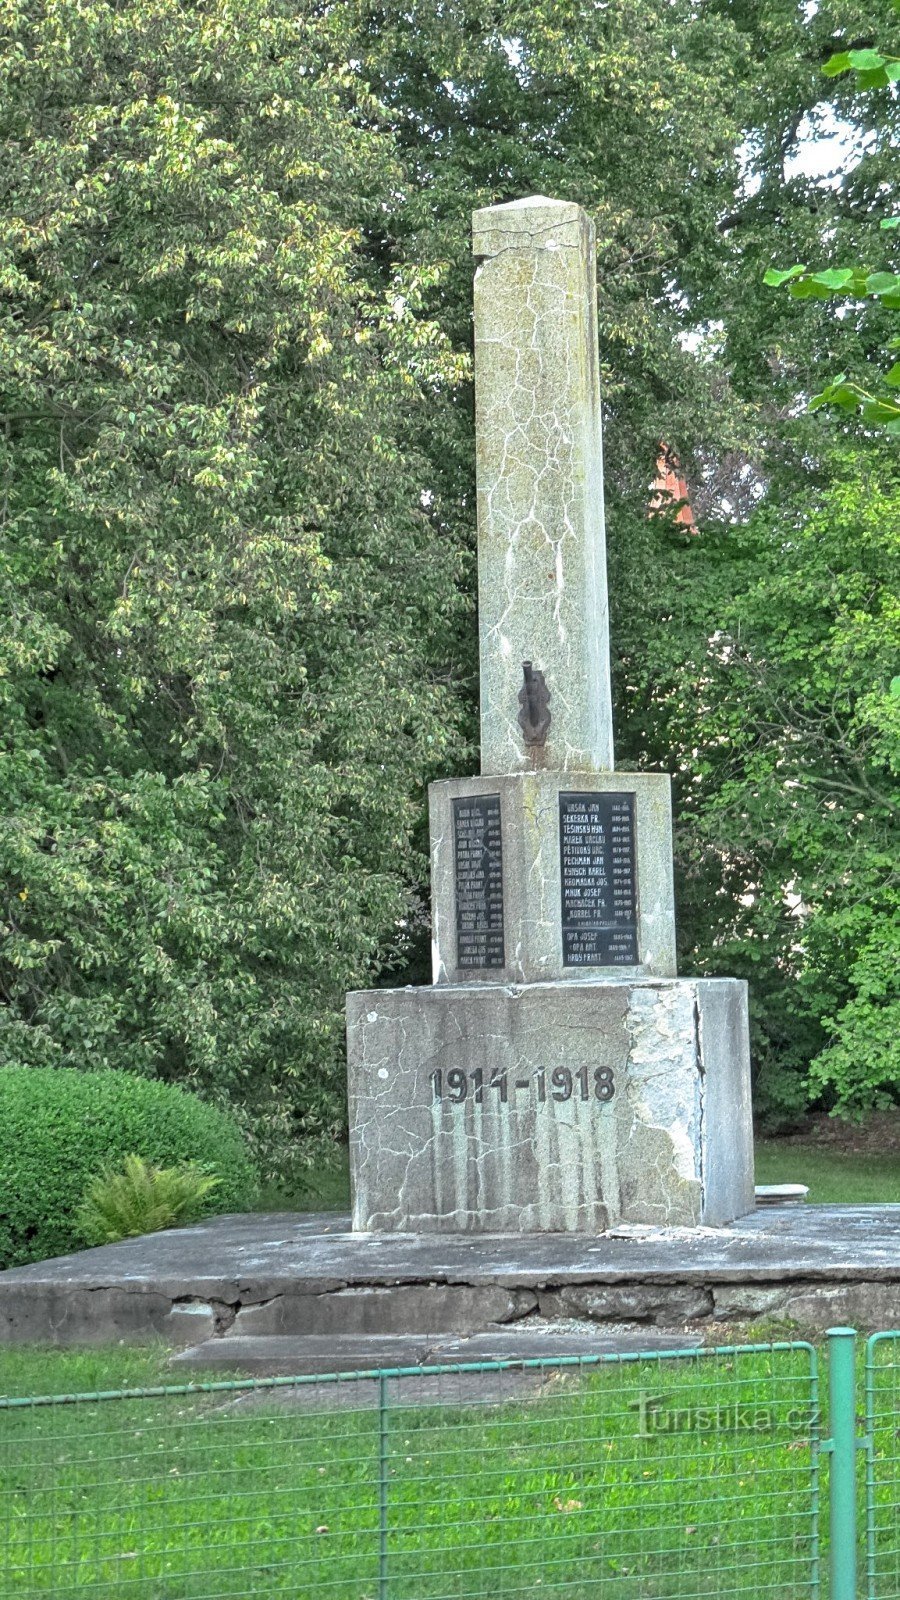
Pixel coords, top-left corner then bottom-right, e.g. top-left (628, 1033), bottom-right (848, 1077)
top-left (347, 977), bottom-right (753, 1233)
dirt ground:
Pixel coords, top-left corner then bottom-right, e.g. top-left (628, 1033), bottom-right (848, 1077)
top-left (770, 1110), bottom-right (900, 1157)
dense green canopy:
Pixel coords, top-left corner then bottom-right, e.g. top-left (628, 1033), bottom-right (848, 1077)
top-left (1, 0), bottom-right (897, 1163)
top-left (0, 0), bottom-right (468, 1164)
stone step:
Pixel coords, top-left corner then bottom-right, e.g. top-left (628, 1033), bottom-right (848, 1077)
top-left (169, 1326), bottom-right (704, 1377)
top-left (226, 1283), bottom-right (540, 1338)
top-left (224, 1280), bottom-right (720, 1339)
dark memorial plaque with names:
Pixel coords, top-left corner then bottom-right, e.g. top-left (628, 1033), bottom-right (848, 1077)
top-left (559, 792), bottom-right (638, 967)
top-left (453, 795), bottom-right (505, 970)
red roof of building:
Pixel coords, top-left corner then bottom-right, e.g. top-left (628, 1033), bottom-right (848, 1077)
top-left (649, 444), bottom-right (697, 532)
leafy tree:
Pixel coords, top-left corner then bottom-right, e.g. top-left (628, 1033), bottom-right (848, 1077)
top-left (706, 4), bottom-right (899, 1117)
top-left (0, 0), bottom-right (467, 1169)
top-left (3, 0), bottom-right (896, 1149)
top-left (764, 13), bottom-right (900, 430)
top-left (630, 436), bottom-right (899, 1122)
top-left (349, 0), bottom-right (756, 520)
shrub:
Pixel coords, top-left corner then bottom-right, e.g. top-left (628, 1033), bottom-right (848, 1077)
top-left (0, 1067), bottom-right (259, 1268)
top-left (77, 1155), bottom-right (222, 1246)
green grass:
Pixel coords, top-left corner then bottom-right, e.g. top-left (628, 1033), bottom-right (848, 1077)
top-left (0, 1346), bottom-right (169, 1401)
top-left (754, 1141), bottom-right (900, 1204)
top-left (0, 1342), bottom-right (824, 1599)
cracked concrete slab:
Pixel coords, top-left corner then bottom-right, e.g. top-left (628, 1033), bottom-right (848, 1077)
top-left (170, 1326), bottom-right (703, 1378)
top-left (231, 1285), bottom-right (538, 1337)
top-left (3, 1206), bottom-right (900, 1345)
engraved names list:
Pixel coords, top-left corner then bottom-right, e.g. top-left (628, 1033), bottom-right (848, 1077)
top-left (559, 792), bottom-right (638, 966)
top-left (453, 795), bottom-right (505, 969)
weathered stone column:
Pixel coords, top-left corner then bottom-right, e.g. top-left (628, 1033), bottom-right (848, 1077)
top-left (473, 196), bottom-right (614, 775)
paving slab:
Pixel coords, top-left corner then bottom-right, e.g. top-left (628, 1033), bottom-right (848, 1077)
top-left (4, 1205), bottom-right (900, 1289)
top-left (170, 1326), bottom-right (700, 1379)
top-left (3, 1206), bottom-right (900, 1345)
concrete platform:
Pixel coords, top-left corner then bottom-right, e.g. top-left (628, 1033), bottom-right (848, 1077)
top-left (168, 1327), bottom-right (702, 1376)
top-left (3, 1207), bottom-right (900, 1368)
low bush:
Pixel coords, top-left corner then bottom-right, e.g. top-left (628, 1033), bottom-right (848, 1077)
top-left (0, 1067), bottom-right (259, 1268)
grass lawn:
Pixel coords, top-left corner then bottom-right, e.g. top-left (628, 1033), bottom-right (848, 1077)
top-left (755, 1142), bottom-right (900, 1203)
top-left (0, 1341), bottom-right (824, 1600)
top-left (256, 1144), bottom-right (351, 1212)
top-left (755, 1112), bottom-right (900, 1203)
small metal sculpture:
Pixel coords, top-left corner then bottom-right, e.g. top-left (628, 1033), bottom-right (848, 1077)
top-left (518, 661), bottom-right (551, 746)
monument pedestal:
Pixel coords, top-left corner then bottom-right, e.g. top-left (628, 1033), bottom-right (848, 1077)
top-left (429, 771), bottom-right (677, 986)
top-left (347, 977), bottom-right (753, 1233)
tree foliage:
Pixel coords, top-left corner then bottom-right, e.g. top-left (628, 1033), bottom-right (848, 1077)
top-left (1, 0), bottom-right (897, 1145)
top-left (764, 7), bottom-right (900, 430)
top-left (0, 0), bottom-right (467, 1163)
top-left (630, 440), bottom-right (899, 1122)
top-left (700, 0), bottom-right (899, 1117)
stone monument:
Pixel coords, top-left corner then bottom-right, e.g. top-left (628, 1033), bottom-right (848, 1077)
top-left (347, 196), bottom-right (754, 1234)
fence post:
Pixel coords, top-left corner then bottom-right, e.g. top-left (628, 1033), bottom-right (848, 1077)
top-left (827, 1326), bottom-right (858, 1600)
top-left (378, 1372), bottom-right (389, 1600)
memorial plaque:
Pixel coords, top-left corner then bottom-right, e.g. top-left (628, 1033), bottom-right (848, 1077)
top-left (559, 792), bottom-right (638, 966)
top-left (453, 795), bottom-right (505, 969)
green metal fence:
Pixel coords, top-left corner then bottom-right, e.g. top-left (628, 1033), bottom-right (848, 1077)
top-left (865, 1331), bottom-right (900, 1600)
top-left (0, 1341), bottom-right (823, 1599)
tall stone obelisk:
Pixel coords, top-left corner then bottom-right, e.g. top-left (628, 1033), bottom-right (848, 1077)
top-left (473, 198), bottom-right (613, 776)
top-left (346, 197), bottom-right (754, 1234)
